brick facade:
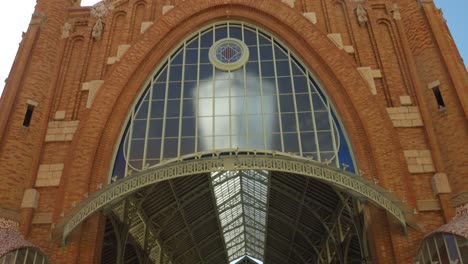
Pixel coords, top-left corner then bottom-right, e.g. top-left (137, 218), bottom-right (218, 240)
top-left (0, 0), bottom-right (467, 263)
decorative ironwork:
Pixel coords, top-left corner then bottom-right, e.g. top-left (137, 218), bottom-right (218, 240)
top-left (209, 38), bottom-right (249, 71)
top-left (57, 149), bottom-right (412, 243)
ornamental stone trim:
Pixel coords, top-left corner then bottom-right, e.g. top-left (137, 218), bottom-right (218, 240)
top-left (357, 67), bottom-right (382, 95)
top-left (327, 33), bottom-right (354, 54)
top-left (416, 199), bottom-right (441, 211)
top-left (162, 5), bottom-right (174, 15)
top-left (432, 173), bottom-right (451, 195)
top-left (403, 150), bottom-right (435, 174)
top-left (140, 22), bottom-right (154, 34)
top-left (21, 189), bottom-right (39, 209)
top-left (281, 0), bottom-right (295, 8)
top-left (32, 213), bottom-right (53, 225)
top-left (36, 164), bottom-right (64, 187)
top-left (81, 80), bottom-right (104, 108)
top-left (107, 44), bottom-right (131, 65)
top-left (386, 106), bottom-right (424, 127)
top-left (45, 121), bottom-right (79, 142)
top-left (303, 12), bottom-right (317, 24)
top-left (56, 150), bottom-right (413, 242)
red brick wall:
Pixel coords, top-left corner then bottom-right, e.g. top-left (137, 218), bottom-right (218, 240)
top-left (0, 0), bottom-right (466, 263)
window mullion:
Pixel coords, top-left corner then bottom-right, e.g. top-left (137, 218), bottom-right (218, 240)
top-left (271, 36), bottom-right (284, 152)
top-left (142, 82), bottom-right (154, 169)
top-left (307, 73), bottom-right (321, 162)
top-left (177, 43), bottom-right (187, 157)
top-left (327, 100), bottom-right (340, 167)
top-left (195, 31), bottom-right (202, 152)
top-left (288, 51), bottom-right (303, 156)
top-left (125, 108), bottom-right (136, 176)
top-left (159, 60), bottom-right (171, 161)
top-left (256, 28), bottom-right (267, 150)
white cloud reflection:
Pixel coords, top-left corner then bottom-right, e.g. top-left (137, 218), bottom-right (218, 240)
top-left (195, 71), bottom-right (276, 151)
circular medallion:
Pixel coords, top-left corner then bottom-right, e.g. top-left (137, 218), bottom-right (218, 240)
top-left (209, 38), bottom-right (249, 71)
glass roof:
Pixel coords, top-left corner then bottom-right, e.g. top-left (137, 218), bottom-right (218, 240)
top-left (212, 170), bottom-right (269, 262)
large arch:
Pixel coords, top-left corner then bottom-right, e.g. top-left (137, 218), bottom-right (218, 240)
top-left (53, 1), bottom-right (417, 262)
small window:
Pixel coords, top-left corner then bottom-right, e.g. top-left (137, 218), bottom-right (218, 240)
top-left (432, 86), bottom-right (446, 110)
top-left (23, 104), bottom-right (35, 127)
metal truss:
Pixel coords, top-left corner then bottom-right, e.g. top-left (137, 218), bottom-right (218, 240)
top-left (56, 149), bottom-right (413, 247)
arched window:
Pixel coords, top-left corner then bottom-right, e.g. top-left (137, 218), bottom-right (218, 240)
top-left (111, 22), bottom-right (356, 181)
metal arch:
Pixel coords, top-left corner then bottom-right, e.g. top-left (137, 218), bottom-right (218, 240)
top-left (56, 149), bottom-right (413, 243)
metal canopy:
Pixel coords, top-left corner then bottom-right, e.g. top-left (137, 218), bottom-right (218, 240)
top-left (98, 170), bottom-right (365, 264)
top-left (56, 150), bottom-right (415, 264)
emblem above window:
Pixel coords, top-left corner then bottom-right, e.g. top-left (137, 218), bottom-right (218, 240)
top-left (209, 38), bottom-right (249, 71)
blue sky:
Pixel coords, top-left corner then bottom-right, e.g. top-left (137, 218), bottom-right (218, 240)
top-left (0, 0), bottom-right (466, 95)
top-left (434, 0), bottom-right (468, 65)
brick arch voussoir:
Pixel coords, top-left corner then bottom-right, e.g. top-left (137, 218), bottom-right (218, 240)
top-left (56, 0), bottom-right (411, 226)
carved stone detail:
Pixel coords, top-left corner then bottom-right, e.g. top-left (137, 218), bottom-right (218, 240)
top-left (391, 4), bottom-right (401, 20)
top-left (355, 4), bottom-right (368, 26)
top-left (92, 19), bottom-right (104, 41)
top-left (61, 22), bottom-right (73, 39)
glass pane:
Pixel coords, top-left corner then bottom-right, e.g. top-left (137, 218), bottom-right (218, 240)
top-left (163, 138), bottom-right (178, 158)
top-left (148, 119), bottom-right (163, 138)
top-left (180, 137), bottom-right (195, 156)
top-left (296, 94), bottom-right (311, 112)
top-left (168, 82), bottom-right (182, 99)
top-left (169, 65), bottom-right (183, 81)
top-left (165, 118), bottom-right (179, 137)
top-left (281, 113), bottom-right (297, 132)
top-left (181, 118), bottom-right (196, 137)
top-left (283, 133), bottom-right (300, 153)
top-left (166, 100), bottom-right (180, 118)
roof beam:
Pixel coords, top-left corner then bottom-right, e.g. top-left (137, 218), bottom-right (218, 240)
top-left (168, 181), bottom-right (206, 264)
